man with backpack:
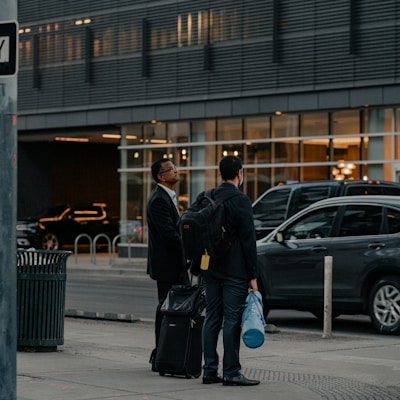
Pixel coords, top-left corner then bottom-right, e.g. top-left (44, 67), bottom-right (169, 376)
top-left (199, 155), bottom-right (260, 386)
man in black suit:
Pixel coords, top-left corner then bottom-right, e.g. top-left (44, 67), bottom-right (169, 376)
top-left (146, 158), bottom-right (189, 370)
top-left (200, 155), bottom-right (260, 387)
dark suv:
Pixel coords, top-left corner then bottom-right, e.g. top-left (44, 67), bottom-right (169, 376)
top-left (252, 180), bottom-right (400, 240)
top-left (16, 203), bottom-right (119, 250)
top-left (257, 195), bottom-right (400, 335)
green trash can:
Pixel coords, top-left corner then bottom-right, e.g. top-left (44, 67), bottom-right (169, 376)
top-left (17, 249), bottom-right (71, 352)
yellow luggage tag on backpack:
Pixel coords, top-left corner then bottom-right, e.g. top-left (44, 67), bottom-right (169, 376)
top-left (200, 251), bottom-right (210, 270)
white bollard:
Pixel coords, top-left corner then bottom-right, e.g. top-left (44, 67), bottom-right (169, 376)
top-left (322, 255), bottom-right (333, 339)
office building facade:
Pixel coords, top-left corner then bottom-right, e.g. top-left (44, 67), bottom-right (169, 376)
top-left (18, 0), bottom-right (400, 250)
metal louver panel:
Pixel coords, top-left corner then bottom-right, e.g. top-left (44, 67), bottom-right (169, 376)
top-left (17, 0), bottom-right (400, 114)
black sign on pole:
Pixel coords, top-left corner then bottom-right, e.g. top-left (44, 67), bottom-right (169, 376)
top-left (0, 21), bottom-right (18, 76)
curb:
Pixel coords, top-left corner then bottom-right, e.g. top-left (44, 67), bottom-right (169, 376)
top-left (65, 309), bottom-right (141, 323)
top-left (67, 267), bottom-right (148, 277)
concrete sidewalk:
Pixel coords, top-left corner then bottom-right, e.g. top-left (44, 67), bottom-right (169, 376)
top-left (17, 317), bottom-right (400, 400)
top-left (16, 254), bottom-right (400, 400)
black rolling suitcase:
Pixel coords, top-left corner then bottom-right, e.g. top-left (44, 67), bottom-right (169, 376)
top-left (154, 284), bottom-right (205, 378)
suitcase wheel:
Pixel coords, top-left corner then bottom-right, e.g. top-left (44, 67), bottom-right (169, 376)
top-left (159, 372), bottom-right (165, 376)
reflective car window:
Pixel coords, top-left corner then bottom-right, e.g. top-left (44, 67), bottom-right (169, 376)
top-left (253, 188), bottom-right (291, 226)
top-left (386, 208), bottom-right (400, 234)
top-left (294, 186), bottom-right (333, 214)
top-left (338, 205), bottom-right (382, 237)
top-left (284, 206), bottom-right (337, 240)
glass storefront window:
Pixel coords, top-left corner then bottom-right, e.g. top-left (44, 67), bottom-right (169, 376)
top-left (143, 123), bottom-right (169, 167)
top-left (300, 111), bottom-right (330, 178)
top-left (301, 112), bottom-right (329, 136)
top-left (190, 120), bottom-right (217, 201)
top-left (217, 118), bottom-right (243, 161)
top-left (144, 122), bottom-right (167, 144)
top-left (168, 122), bottom-right (190, 169)
top-left (274, 140), bottom-right (299, 164)
top-left (331, 110), bottom-right (360, 134)
top-left (244, 116), bottom-right (271, 165)
top-left (217, 118), bottom-right (242, 140)
top-left (246, 167), bottom-right (270, 202)
top-left (331, 137), bottom-right (361, 179)
top-left (192, 120), bottom-right (215, 143)
top-left (120, 171), bottom-right (146, 244)
top-left (367, 108), bottom-right (394, 180)
top-left (302, 165), bottom-right (329, 181)
top-left (123, 125), bottom-right (143, 168)
top-left (396, 108), bottom-right (400, 160)
top-left (272, 114), bottom-right (299, 179)
top-left (273, 114), bottom-right (299, 138)
top-left (331, 109), bottom-right (361, 180)
top-left (274, 166), bottom-right (299, 184)
top-left (245, 116), bottom-right (270, 140)
top-left (118, 107), bottom-right (400, 247)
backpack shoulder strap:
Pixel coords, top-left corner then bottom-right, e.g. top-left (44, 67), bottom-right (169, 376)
top-left (209, 189), bottom-right (243, 203)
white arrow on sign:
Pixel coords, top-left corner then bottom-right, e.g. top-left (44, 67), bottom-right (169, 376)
top-left (0, 36), bottom-right (10, 63)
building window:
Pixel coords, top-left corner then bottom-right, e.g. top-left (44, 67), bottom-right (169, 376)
top-left (119, 106), bottom-right (399, 245)
top-left (301, 112), bottom-right (329, 181)
top-left (395, 108), bottom-right (400, 160)
top-left (245, 116), bottom-right (271, 197)
top-left (331, 109), bottom-right (361, 180)
top-left (272, 114), bottom-right (299, 183)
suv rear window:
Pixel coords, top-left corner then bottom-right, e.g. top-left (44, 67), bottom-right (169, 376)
top-left (345, 185), bottom-right (400, 196)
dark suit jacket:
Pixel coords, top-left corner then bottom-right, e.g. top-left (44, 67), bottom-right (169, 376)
top-left (146, 184), bottom-right (186, 283)
top-left (200, 182), bottom-right (258, 280)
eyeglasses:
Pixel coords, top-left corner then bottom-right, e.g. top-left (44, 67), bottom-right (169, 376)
top-left (159, 165), bottom-right (177, 174)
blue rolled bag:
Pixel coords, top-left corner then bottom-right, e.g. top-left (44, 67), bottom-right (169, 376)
top-left (241, 290), bottom-right (266, 348)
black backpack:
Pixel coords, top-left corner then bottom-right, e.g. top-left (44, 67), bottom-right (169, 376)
top-left (179, 189), bottom-right (241, 263)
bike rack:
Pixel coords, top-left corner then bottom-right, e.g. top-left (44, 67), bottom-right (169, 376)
top-left (111, 235), bottom-right (137, 265)
top-left (74, 234), bottom-right (139, 266)
top-left (74, 234), bottom-right (94, 264)
top-left (92, 233), bottom-right (112, 265)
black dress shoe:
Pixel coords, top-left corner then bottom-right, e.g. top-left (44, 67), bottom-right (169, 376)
top-left (202, 374), bottom-right (223, 384)
top-left (223, 373), bottom-right (260, 386)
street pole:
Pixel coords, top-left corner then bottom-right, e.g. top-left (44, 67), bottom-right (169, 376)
top-left (322, 255), bottom-right (333, 339)
top-left (0, 0), bottom-right (18, 399)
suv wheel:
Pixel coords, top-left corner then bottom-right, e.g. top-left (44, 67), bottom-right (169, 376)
top-left (42, 233), bottom-right (60, 250)
top-left (369, 275), bottom-right (400, 335)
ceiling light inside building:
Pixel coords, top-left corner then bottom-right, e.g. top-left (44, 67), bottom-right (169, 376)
top-left (102, 134), bottom-right (137, 140)
top-left (55, 137), bottom-right (89, 142)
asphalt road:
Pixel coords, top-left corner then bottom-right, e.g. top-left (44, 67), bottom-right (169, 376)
top-left (66, 275), bottom-right (158, 320)
top-left (65, 274), bottom-right (378, 336)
